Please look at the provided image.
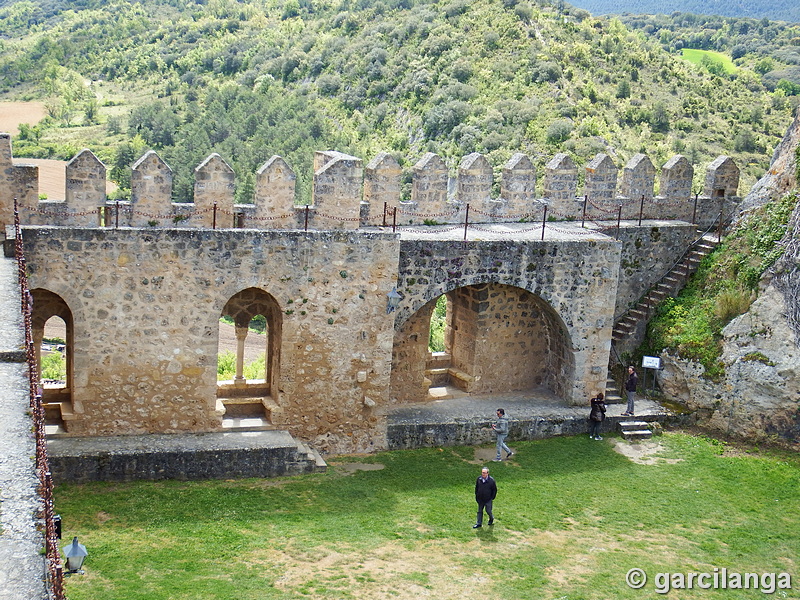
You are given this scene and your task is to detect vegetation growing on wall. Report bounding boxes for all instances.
[643,192,799,380]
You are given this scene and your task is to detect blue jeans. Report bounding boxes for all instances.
[495,434,510,459]
[626,390,636,414]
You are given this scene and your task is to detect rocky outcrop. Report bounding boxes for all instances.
[658,113,800,445]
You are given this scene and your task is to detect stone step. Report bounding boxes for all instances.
[221,416,276,432]
[622,429,653,441]
[619,420,651,431]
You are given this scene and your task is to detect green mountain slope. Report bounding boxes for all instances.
[568,0,799,23]
[0,0,797,203]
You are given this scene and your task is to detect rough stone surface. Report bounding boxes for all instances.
[0,255,49,600]
[657,114,800,444]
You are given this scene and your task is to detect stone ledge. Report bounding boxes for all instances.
[48,430,326,483]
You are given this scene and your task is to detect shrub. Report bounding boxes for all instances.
[546,119,573,144]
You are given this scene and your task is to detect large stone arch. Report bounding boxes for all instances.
[217,287,283,422]
[390,282,574,404]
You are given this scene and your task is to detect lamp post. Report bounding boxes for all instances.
[63,536,88,574]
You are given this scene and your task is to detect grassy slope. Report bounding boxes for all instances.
[0,0,795,201]
[56,433,799,600]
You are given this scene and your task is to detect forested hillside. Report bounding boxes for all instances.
[0,0,797,204]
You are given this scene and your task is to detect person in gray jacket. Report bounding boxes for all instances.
[492,408,512,461]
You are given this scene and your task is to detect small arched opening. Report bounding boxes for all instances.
[217,288,282,425]
[30,289,74,431]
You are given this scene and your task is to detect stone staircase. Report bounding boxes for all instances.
[604,373,624,404]
[619,420,653,442]
[612,233,719,356]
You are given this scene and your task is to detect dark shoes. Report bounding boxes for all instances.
[506,451,513,459]
[473,524,482,528]
[488,520,494,526]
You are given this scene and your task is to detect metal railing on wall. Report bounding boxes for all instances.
[13,198,65,600]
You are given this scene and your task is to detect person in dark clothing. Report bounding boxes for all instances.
[623,366,638,416]
[588,392,606,440]
[473,467,497,528]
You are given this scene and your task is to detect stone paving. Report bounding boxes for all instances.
[0,254,49,600]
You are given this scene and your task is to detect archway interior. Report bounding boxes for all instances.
[30,289,74,426]
[396,283,574,402]
[218,288,282,421]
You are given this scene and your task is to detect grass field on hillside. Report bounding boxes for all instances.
[681,49,737,75]
[56,433,799,600]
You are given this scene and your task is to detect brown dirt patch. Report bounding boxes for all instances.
[610,438,683,465]
[0,101,46,135]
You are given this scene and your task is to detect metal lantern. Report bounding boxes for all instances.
[63,536,88,574]
[386,287,402,314]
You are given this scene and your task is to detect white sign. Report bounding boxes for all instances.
[642,356,661,369]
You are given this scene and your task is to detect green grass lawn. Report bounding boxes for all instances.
[56,433,799,600]
[681,49,737,75]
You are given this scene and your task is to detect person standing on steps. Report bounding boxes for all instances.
[492,408,512,461]
[623,365,638,416]
[473,467,497,528]
[588,392,606,440]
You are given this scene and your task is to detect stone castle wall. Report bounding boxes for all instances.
[0,134,740,232]
[21,227,399,453]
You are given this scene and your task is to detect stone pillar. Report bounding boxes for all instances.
[235,325,248,382]
[704,155,739,199]
[193,153,235,228]
[658,155,694,203]
[583,153,618,206]
[130,150,173,227]
[254,155,296,229]
[65,149,106,227]
[312,151,363,230]
[456,152,493,207]
[619,153,656,202]
[363,152,402,226]
[411,152,450,222]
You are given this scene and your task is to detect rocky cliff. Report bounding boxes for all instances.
[658,112,800,445]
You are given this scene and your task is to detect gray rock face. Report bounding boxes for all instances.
[658,114,800,444]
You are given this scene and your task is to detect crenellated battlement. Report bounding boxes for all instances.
[0,132,740,231]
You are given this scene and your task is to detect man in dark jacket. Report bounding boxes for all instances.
[473,467,497,528]
[623,365,638,416]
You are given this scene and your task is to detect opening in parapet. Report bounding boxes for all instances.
[393,283,575,404]
[217,288,282,426]
[31,289,74,433]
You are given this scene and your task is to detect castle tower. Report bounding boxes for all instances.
[0,133,38,228]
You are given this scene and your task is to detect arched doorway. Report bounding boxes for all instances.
[30,289,74,431]
[217,288,282,423]
[391,283,574,403]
